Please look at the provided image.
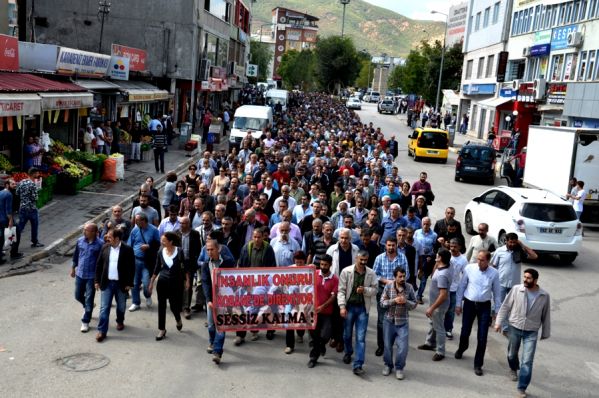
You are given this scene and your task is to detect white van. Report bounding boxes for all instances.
[229,105,273,150]
[265,89,289,111]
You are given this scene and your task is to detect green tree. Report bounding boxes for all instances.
[355,60,375,89]
[314,36,361,92]
[277,49,317,91]
[248,40,273,83]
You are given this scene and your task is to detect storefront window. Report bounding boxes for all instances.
[217,38,228,68]
[539,57,548,78]
[578,51,588,81]
[551,54,565,81]
[205,33,218,65]
[587,50,596,80]
[564,53,578,80]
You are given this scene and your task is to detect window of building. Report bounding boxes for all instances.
[522,9,529,33]
[590,0,598,19]
[484,7,490,27]
[551,54,565,81]
[527,7,534,31]
[578,51,588,80]
[566,2,574,23]
[587,50,596,80]
[507,59,525,80]
[469,15,473,34]
[565,53,578,80]
[466,59,474,79]
[493,2,501,24]
[477,57,485,78]
[551,5,558,26]
[204,0,230,22]
[475,12,481,30]
[559,4,566,25]
[533,5,541,30]
[486,54,495,77]
[511,11,519,35]
[526,57,539,81]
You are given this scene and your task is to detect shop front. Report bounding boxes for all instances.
[113,80,170,127]
[38,92,93,148]
[0,93,41,169]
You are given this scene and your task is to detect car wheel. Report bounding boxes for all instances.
[498,231,507,246]
[559,253,577,264]
[465,211,475,235]
[413,154,419,162]
[488,176,495,185]
[454,175,460,182]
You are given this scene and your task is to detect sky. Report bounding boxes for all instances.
[362,0,467,21]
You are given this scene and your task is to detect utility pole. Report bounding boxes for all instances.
[97,0,111,53]
[432,10,448,113]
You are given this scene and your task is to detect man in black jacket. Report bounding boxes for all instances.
[397,227,417,290]
[178,217,201,319]
[94,228,135,342]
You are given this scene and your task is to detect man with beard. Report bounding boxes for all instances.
[130,194,159,227]
[178,217,200,319]
[101,205,132,242]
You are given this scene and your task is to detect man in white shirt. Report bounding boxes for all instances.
[444,238,468,340]
[567,180,586,219]
[158,205,181,236]
[454,250,502,376]
[465,223,498,262]
[271,222,300,267]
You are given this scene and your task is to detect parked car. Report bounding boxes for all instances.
[455,143,497,184]
[377,99,396,114]
[407,128,449,163]
[464,186,583,263]
[369,91,381,103]
[346,97,362,110]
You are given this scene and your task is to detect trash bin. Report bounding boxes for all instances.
[179,122,192,149]
[448,125,456,147]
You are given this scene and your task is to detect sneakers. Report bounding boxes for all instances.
[284,347,293,354]
[207,345,214,354]
[31,242,44,248]
[446,331,453,340]
[128,304,140,312]
[418,344,435,351]
[382,366,391,376]
[517,389,527,398]
[342,354,352,364]
[250,332,259,341]
[510,370,518,381]
[307,360,316,368]
[234,336,244,346]
[296,335,304,344]
[212,353,222,365]
[80,323,90,333]
[353,367,365,376]
[396,370,405,380]
[432,353,445,361]
[146,297,152,308]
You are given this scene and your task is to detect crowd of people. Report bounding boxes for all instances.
[69,93,550,398]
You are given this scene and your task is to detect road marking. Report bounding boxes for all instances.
[586,362,599,380]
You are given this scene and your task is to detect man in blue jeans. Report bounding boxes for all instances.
[201,239,236,365]
[127,213,160,312]
[380,267,417,380]
[13,168,44,258]
[495,268,551,398]
[70,223,104,333]
[337,251,378,376]
[0,178,15,264]
[94,228,135,342]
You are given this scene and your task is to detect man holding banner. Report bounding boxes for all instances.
[337,250,379,376]
[202,239,236,364]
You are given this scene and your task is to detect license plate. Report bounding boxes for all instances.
[427,150,438,155]
[464,166,477,170]
[540,228,563,234]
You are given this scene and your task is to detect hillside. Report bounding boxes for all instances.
[251,0,446,57]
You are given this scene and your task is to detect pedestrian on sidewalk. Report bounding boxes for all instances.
[12,168,44,257]
[71,223,104,333]
[130,122,142,162]
[94,228,135,342]
[127,213,160,312]
[152,124,167,174]
[0,178,15,264]
[202,109,212,144]
[222,107,230,137]
[148,231,189,341]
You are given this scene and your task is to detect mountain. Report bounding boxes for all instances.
[250,0,446,57]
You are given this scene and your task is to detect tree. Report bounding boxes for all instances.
[277,49,317,91]
[355,60,374,89]
[248,40,273,83]
[314,36,361,93]
[387,40,463,105]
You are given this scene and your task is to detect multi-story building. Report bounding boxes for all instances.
[271,7,318,80]
[458,0,514,140]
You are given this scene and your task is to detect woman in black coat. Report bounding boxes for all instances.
[148,232,190,340]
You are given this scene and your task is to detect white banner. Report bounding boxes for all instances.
[56,47,111,77]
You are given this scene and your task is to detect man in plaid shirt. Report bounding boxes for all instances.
[380,266,417,380]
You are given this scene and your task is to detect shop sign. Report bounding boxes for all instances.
[496,51,509,83]
[302,30,317,43]
[517,82,535,103]
[551,24,577,51]
[154,91,169,100]
[19,42,58,72]
[0,34,19,71]
[211,66,225,79]
[534,30,551,44]
[234,64,245,77]
[546,83,567,104]
[40,93,94,110]
[111,44,147,72]
[500,88,517,98]
[201,81,210,90]
[462,83,496,95]
[128,92,154,102]
[0,95,40,116]
[56,47,111,77]
[108,56,130,80]
[530,43,550,57]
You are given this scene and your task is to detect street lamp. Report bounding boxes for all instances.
[340,0,350,37]
[431,10,448,113]
[97,0,111,53]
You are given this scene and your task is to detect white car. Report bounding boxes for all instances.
[346,97,362,110]
[464,186,582,263]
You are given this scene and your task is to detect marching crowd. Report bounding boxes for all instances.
[70,93,550,398]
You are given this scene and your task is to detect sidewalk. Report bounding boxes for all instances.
[0,133,226,278]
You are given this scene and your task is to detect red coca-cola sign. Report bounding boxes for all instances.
[0,34,19,71]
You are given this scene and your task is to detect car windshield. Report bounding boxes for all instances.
[521,203,577,222]
[233,117,267,130]
[419,132,448,149]
[461,147,494,161]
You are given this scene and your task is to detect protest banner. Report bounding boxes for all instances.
[212,266,317,332]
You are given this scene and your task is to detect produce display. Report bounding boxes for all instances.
[0,154,14,172]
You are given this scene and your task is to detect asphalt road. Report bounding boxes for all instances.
[0,102,597,397]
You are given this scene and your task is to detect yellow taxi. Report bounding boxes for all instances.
[407,128,449,163]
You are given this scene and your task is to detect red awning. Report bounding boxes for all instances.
[0,72,87,93]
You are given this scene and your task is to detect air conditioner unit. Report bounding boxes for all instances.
[533,78,546,100]
[567,31,583,47]
[522,47,531,57]
[512,79,521,90]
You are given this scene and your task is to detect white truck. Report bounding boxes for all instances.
[265,89,289,112]
[523,126,599,226]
